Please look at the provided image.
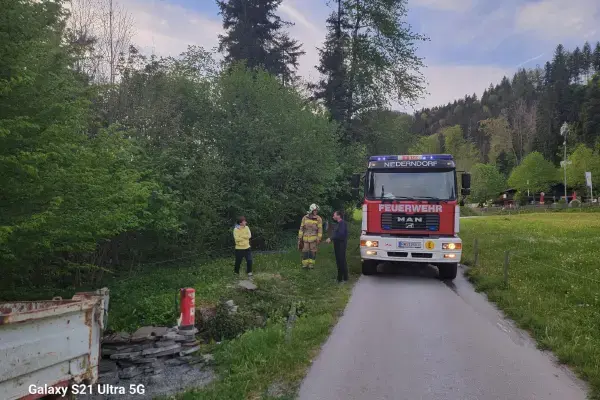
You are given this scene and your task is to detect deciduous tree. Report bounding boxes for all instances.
[469,164,506,205]
[566,144,600,193]
[350,110,415,155]
[0,0,156,284]
[507,152,558,194]
[313,0,427,138]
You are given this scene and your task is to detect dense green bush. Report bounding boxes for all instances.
[203,301,257,342]
[468,163,506,205]
[0,1,355,292]
[0,2,169,287]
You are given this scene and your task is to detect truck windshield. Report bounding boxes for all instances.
[366,169,457,200]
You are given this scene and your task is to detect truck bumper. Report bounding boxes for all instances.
[360,235,462,264]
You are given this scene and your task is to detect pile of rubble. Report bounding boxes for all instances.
[99,325,207,384]
[94,281,259,394]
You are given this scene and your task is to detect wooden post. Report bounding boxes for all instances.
[285,303,297,343]
[473,239,479,267]
[503,250,510,287]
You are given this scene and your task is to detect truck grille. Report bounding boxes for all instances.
[381,213,440,231]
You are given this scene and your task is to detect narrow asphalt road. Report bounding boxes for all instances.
[298,265,588,400]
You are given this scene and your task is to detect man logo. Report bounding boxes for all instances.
[406,223,414,228]
[397,217,423,223]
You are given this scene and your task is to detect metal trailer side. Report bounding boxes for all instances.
[0,288,109,400]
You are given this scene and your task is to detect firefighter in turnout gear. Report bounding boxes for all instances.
[298,204,323,269]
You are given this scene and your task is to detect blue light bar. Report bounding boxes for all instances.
[368,154,454,162]
[369,155,397,162]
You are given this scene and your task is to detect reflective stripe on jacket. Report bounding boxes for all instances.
[298,215,323,242]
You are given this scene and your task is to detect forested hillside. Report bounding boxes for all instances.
[410,42,600,204]
[0,0,424,292]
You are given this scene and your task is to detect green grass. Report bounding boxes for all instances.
[461,214,600,399]
[99,220,361,399]
[465,204,600,217]
[459,206,480,216]
[1,216,361,399]
[178,235,360,399]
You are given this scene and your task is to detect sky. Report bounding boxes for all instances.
[116,0,600,112]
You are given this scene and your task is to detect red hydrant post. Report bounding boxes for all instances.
[179,288,195,330]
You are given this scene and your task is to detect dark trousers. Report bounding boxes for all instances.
[333,240,348,282]
[234,249,253,274]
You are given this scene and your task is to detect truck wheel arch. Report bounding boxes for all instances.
[437,263,458,280]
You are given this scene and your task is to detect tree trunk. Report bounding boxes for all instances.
[347,0,362,130]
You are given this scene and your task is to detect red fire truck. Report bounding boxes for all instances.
[350,154,471,280]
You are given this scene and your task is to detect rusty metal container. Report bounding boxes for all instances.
[0,288,109,400]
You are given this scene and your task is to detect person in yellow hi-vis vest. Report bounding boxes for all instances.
[233,216,253,278]
[298,204,323,269]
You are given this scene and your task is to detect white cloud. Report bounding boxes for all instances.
[410,0,474,12]
[449,7,514,50]
[119,0,223,57]
[280,1,319,32]
[516,0,600,40]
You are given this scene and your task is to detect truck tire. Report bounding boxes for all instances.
[437,263,458,280]
[362,260,377,275]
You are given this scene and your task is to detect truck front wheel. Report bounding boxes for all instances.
[362,260,377,275]
[437,263,458,280]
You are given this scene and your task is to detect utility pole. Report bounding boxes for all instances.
[560,122,569,202]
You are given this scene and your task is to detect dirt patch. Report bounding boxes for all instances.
[266,380,289,398]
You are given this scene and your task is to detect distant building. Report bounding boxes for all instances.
[547,183,576,202]
[492,184,577,207]
[493,188,517,207]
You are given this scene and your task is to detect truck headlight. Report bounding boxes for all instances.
[360,240,379,247]
[442,243,462,250]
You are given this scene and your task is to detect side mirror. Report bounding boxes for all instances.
[351,188,359,198]
[461,188,471,196]
[351,173,361,189]
[461,172,471,190]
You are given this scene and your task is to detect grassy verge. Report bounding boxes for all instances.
[95,221,359,399]
[463,204,600,217]
[460,214,600,399]
[459,206,480,216]
[1,218,360,399]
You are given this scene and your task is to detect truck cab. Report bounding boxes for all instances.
[351,154,471,280]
